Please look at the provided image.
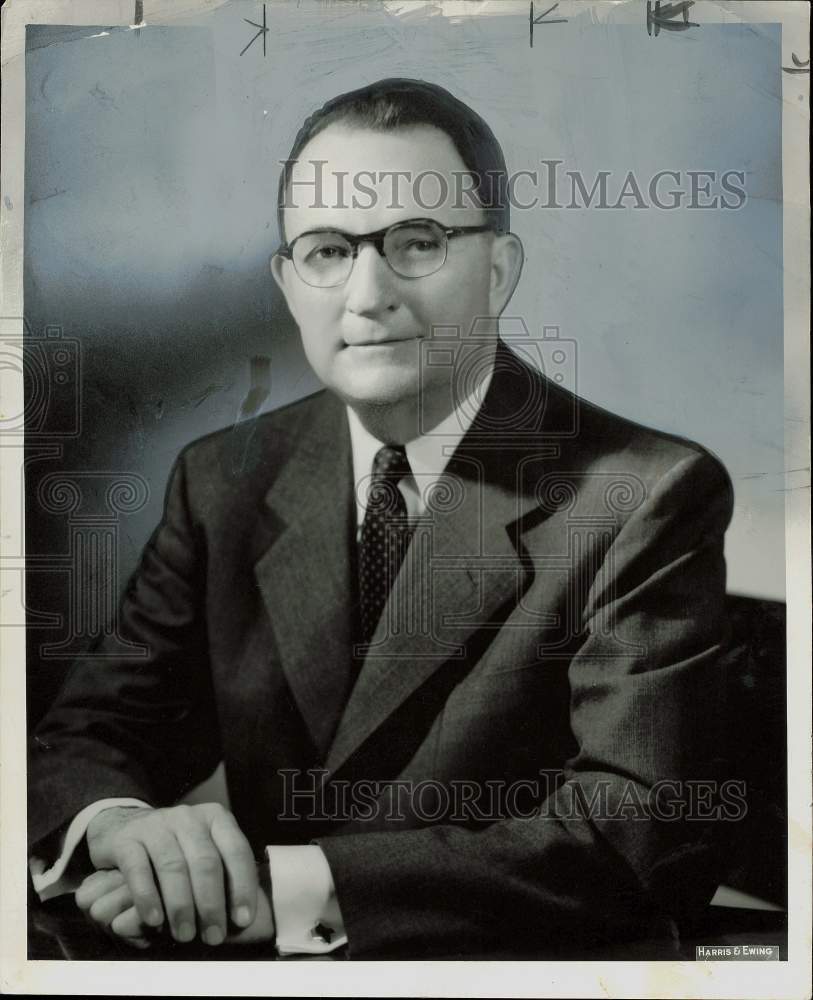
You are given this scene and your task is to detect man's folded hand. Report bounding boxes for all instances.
[75,868,151,949]
[75,862,276,950]
[84,802,258,946]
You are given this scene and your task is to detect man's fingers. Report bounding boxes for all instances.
[88,883,137,926]
[174,822,227,946]
[75,868,126,911]
[110,906,152,949]
[142,827,197,943]
[114,839,165,930]
[97,803,256,947]
[209,809,258,928]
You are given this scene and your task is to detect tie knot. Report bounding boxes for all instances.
[372,444,410,483]
[366,445,410,517]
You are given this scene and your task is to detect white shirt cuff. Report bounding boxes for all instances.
[265,844,347,955]
[29,798,150,901]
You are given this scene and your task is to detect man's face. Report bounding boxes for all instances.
[271,124,519,410]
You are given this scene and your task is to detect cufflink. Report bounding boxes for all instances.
[310,922,334,944]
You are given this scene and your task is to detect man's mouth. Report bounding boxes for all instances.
[343,334,420,347]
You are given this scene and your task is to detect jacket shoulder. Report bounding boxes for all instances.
[495,341,728,485]
[525,378,735,537]
[164,389,340,520]
[176,389,330,470]
[547,378,731,486]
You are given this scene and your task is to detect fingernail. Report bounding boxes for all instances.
[177,921,196,943]
[234,906,251,927]
[146,908,163,927]
[203,925,224,946]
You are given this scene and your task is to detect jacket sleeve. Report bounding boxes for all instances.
[317,450,736,957]
[27,450,222,855]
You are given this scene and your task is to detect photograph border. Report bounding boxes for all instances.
[1,1,809,996]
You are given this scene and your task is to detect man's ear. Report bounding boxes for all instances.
[270,254,298,321]
[488,233,524,316]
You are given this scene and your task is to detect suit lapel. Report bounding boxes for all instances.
[253,393,358,758]
[251,344,567,774]
[324,461,528,775]
[325,343,559,776]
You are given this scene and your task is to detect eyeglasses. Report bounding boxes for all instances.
[275,218,496,288]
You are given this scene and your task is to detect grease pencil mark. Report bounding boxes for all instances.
[29,188,68,206]
[646,0,698,37]
[783,53,810,74]
[529,1,566,49]
[241,3,269,58]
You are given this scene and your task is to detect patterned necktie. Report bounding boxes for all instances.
[357,444,413,645]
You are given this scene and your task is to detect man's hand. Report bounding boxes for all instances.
[85,803,258,945]
[75,865,275,949]
[75,869,152,950]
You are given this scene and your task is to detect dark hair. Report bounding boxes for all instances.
[277,77,509,240]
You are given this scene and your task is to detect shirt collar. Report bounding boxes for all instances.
[346,358,494,522]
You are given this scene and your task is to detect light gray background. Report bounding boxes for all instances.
[23,4,783,611]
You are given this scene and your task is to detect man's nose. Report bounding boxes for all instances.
[344,242,398,315]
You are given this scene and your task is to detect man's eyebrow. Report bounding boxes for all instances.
[285,224,375,245]
[288,219,442,241]
[290,225,351,237]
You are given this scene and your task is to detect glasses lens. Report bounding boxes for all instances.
[384,222,447,278]
[293,231,353,287]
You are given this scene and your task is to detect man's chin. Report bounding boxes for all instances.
[332,350,422,408]
[338,377,420,411]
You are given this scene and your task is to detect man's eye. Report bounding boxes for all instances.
[307,244,349,261]
[405,239,439,253]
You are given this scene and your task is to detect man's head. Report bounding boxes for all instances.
[270,79,524,435]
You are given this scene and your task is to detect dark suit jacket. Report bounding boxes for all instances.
[29,342,734,957]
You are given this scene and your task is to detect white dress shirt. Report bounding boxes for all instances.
[347,360,493,534]
[29,357,494,954]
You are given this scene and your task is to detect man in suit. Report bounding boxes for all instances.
[28,78,734,958]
